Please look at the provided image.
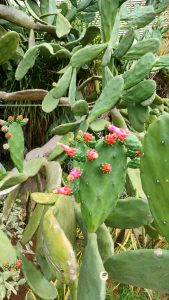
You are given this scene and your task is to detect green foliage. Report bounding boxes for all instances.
[0,31,19,65]
[104,249,169,292]
[2,1,169,299]
[8,122,24,173]
[141,115,169,242]
[78,233,106,300]
[0,230,17,264]
[21,254,58,299]
[105,197,151,229]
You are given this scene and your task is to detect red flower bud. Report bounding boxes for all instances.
[86,149,98,160]
[136,150,141,156]
[105,134,117,145]
[101,163,112,174]
[8,116,14,122]
[15,260,22,268]
[5,132,12,139]
[67,168,81,181]
[60,144,76,157]
[83,132,93,143]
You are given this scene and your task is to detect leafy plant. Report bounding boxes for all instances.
[2,1,169,299]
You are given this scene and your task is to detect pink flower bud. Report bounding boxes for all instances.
[108,125,129,141]
[1,126,8,132]
[101,163,112,174]
[60,144,76,157]
[105,134,117,145]
[5,132,12,139]
[86,149,98,161]
[8,116,14,122]
[54,186,72,195]
[67,168,81,181]
[83,132,93,143]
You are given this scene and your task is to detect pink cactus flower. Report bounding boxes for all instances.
[86,149,98,160]
[108,125,129,141]
[1,126,8,132]
[105,134,117,145]
[60,144,76,157]
[67,168,81,181]
[83,132,93,143]
[101,163,112,174]
[54,186,72,195]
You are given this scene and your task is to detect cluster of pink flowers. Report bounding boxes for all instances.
[108,125,129,141]
[55,126,130,197]
[60,143,99,161]
[1,125,12,139]
[0,115,29,140]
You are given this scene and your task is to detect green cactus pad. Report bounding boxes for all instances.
[89,119,110,132]
[96,224,114,262]
[21,254,58,300]
[15,46,40,80]
[0,230,17,264]
[22,204,44,244]
[87,76,124,124]
[124,38,160,60]
[0,158,45,191]
[105,197,151,229]
[80,138,127,232]
[8,122,24,172]
[45,161,62,192]
[123,53,156,90]
[42,66,73,113]
[127,103,149,132]
[141,115,169,242]
[54,195,76,246]
[42,206,77,284]
[55,12,71,38]
[98,0,119,43]
[70,44,106,67]
[0,31,19,65]
[122,80,156,104]
[104,249,169,292]
[50,118,83,135]
[77,233,106,300]
[72,100,89,116]
[114,28,135,59]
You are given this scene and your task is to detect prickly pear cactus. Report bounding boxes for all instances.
[42,205,77,284]
[141,115,169,242]
[55,126,143,232]
[0,115,29,172]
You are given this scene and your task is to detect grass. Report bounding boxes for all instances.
[106,285,168,300]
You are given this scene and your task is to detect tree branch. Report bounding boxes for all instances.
[0,89,70,106]
[0,5,56,34]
